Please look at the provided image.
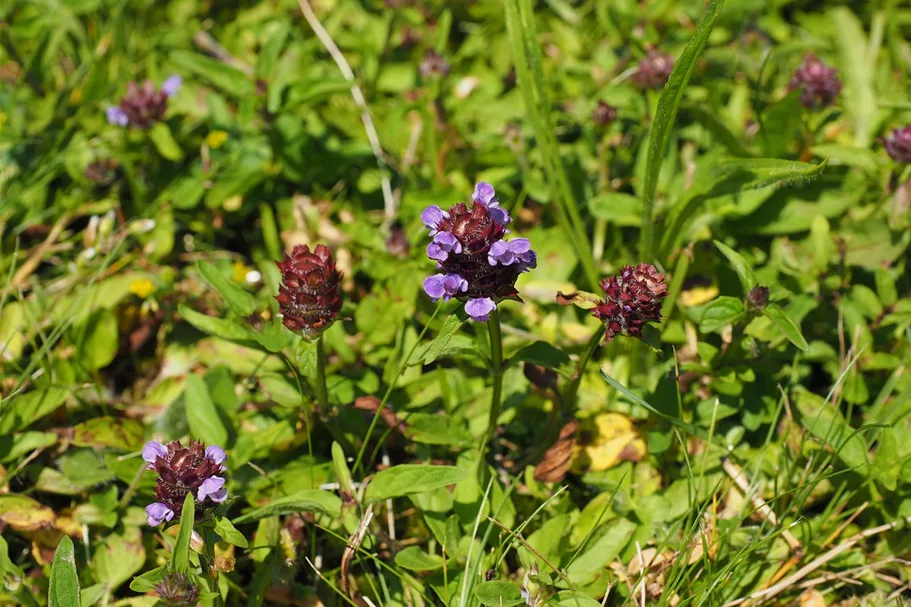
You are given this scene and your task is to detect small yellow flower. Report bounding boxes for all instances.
[205,130,228,149]
[129,278,156,299]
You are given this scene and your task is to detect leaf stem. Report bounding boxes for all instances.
[562,326,604,417]
[483,308,504,456]
[315,334,328,412]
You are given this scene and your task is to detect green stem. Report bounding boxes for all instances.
[483,308,504,456]
[204,529,223,606]
[315,334,329,411]
[562,326,603,418]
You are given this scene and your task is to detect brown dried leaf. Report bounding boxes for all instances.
[353,396,407,435]
[800,589,827,607]
[534,420,579,483]
[555,290,601,310]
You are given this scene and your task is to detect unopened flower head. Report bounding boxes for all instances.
[105,75,182,129]
[592,263,668,343]
[592,100,618,127]
[421,182,536,322]
[632,49,674,90]
[419,49,451,79]
[275,244,343,338]
[883,126,911,164]
[142,440,227,526]
[788,54,841,109]
[154,571,200,607]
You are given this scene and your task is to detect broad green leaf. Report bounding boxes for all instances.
[394,546,444,571]
[713,240,757,293]
[148,123,184,161]
[171,493,195,574]
[214,516,249,548]
[48,537,80,607]
[639,0,726,257]
[762,303,809,351]
[508,341,573,378]
[233,490,342,524]
[700,297,746,333]
[129,566,167,593]
[548,591,603,607]
[474,581,525,607]
[71,417,144,451]
[184,374,229,447]
[365,465,470,502]
[565,518,636,585]
[196,261,256,317]
[91,527,144,593]
[179,304,254,341]
[420,313,465,365]
[0,388,68,434]
[74,309,118,371]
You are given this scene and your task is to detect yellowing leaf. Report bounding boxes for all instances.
[573,413,646,472]
[0,495,56,532]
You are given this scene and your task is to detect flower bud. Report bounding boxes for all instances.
[275,244,343,338]
[747,285,769,309]
[592,100,617,127]
[883,126,911,164]
[632,49,674,89]
[788,54,841,109]
[155,572,200,607]
[592,263,668,343]
[419,49,451,79]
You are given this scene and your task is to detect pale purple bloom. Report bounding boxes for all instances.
[205,445,227,466]
[426,231,462,262]
[421,205,448,235]
[488,238,536,269]
[472,181,510,224]
[142,441,168,469]
[423,273,467,301]
[465,297,497,322]
[146,502,174,526]
[161,75,183,97]
[106,106,129,127]
[198,476,227,503]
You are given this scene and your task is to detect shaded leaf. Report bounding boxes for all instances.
[365,465,470,502]
[474,581,525,607]
[196,261,256,317]
[233,490,342,524]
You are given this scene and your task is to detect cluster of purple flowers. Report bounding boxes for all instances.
[106,75,182,129]
[421,182,536,322]
[143,439,228,526]
[788,54,841,109]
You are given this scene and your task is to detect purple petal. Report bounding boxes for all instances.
[488,240,514,266]
[142,441,167,469]
[105,106,129,127]
[465,297,496,322]
[426,242,448,262]
[198,476,227,502]
[161,75,183,97]
[442,274,468,296]
[205,445,227,466]
[421,205,448,233]
[472,182,497,205]
[423,274,446,300]
[489,206,511,225]
[145,502,174,526]
[509,238,531,254]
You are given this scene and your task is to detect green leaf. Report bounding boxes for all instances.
[713,240,757,293]
[332,442,355,498]
[90,526,144,593]
[196,261,256,317]
[565,518,636,585]
[48,537,80,607]
[420,313,465,365]
[148,123,184,161]
[639,0,726,257]
[129,566,167,593]
[762,303,809,351]
[179,304,254,341]
[170,50,254,97]
[171,493,195,574]
[74,309,118,371]
[184,374,229,447]
[700,297,746,333]
[0,388,68,434]
[233,490,342,524]
[548,591,603,607]
[474,581,525,607]
[507,341,573,378]
[71,417,144,451]
[393,546,444,571]
[365,465,470,502]
[214,516,249,548]
[874,428,898,491]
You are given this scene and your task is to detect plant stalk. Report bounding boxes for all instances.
[562,326,603,417]
[315,334,328,411]
[483,308,504,455]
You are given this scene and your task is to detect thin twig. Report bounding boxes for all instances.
[296,0,396,226]
[487,517,576,591]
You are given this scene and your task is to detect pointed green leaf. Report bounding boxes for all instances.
[48,537,80,607]
[233,490,342,524]
[713,240,757,293]
[185,374,229,447]
[196,261,257,317]
[171,493,195,574]
[213,516,248,548]
[762,303,809,351]
[365,465,470,502]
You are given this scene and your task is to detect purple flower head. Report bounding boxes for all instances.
[591,263,668,343]
[421,183,534,321]
[465,297,497,322]
[788,54,841,109]
[106,106,129,127]
[146,502,175,526]
[161,75,183,98]
[426,231,462,262]
[424,273,468,301]
[488,238,536,270]
[198,476,227,503]
[883,126,911,163]
[142,441,168,469]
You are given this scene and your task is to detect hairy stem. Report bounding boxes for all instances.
[483,308,504,456]
[315,334,328,412]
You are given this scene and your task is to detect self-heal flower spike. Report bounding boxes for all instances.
[421,182,536,322]
[632,49,674,90]
[106,76,181,129]
[155,571,200,607]
[275,244,343,338]
[883,126,911,164]
[592,263,668,343]
[788,54,841,109]
[142,440,228,526]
